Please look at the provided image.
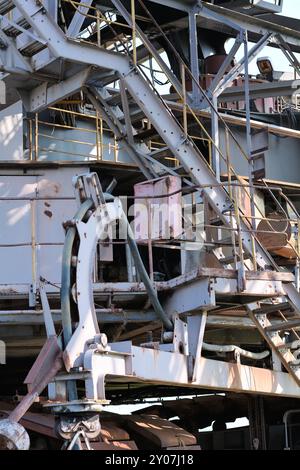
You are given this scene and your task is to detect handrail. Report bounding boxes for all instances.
[58,1,297,269]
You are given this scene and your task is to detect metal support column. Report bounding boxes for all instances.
[248,396,267,450]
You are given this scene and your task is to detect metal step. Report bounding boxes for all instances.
[253,302,292,316]
[148,146,170,158]
[104,91,123,107]
[207,236,239,249]
[18,40,45,57]
[2,17,30,37]
[219,252,250,264]
[0,0,14,15]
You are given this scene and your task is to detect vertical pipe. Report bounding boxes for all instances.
[35,113,39,161]
[31,200,37,296]
[126,242,133,282]
[96,10,101,47]
[208,140,212,169]
[29,119,33,161]
[131,0,137,66]
[114,135,118,162]
[181,63,188,138]
[96,111,100,161]
[211,95,220,181]
[225,128,232,199]
[226,128,238,270]
[296,217,300,292]
[296,258,300,292]
[234,185,246,292]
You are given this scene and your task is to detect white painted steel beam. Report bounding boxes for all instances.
[85,345,300,400]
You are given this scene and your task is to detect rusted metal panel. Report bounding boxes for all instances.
[24,336,61,393]
[100,421,131,441]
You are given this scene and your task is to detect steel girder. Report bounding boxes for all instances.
[83,344,300,400]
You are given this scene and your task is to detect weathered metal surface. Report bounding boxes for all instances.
[20,412,57,439]
[100,420,131,442]
[4,336,63,434]
[84,344,300,399]
[126,414,197,448]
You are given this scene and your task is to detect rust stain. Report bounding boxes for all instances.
[38,180,61,198]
